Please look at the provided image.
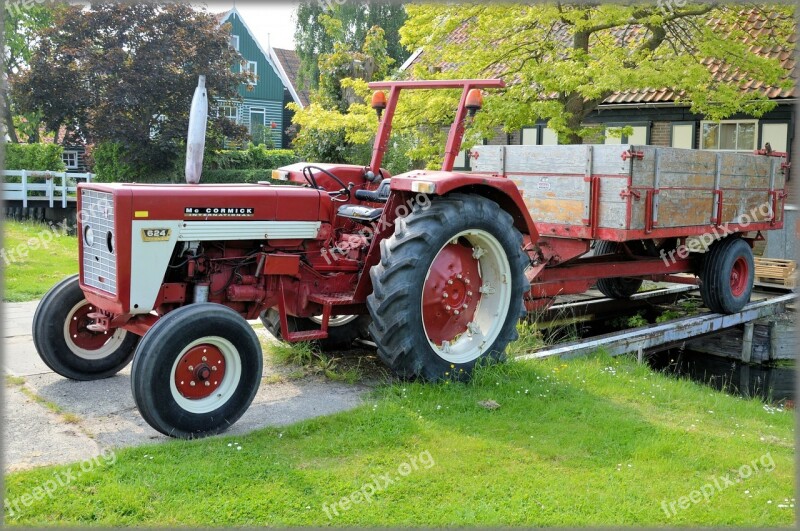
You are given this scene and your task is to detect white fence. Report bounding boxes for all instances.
[1,170,94,208]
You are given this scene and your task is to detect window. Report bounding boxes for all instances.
[760,122,789,153]
[62,150,78,169]
[220,105,238,122]
[671,123,695,149]
[230,35,239,51]
[244,60,257,85]
[520,125,559,145]
[603,123,649,145]
[700,120,757,151]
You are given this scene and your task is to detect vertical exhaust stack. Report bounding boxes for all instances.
[185,75,208,184]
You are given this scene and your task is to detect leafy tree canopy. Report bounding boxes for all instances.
[294,0,407,91]
[400,3,795,144]
[12,2,250,169]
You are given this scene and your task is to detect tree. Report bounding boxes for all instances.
[3,3,58,143]
[13,2,250,170]
[289,24,394,164]
[294,0,407,91]
[399,3,794,144]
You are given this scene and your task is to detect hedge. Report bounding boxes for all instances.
[91,142,146,182]
[200,169,300,186]
[207,145,296,170]
[4,143,66,171]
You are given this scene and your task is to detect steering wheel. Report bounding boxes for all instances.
[302,166,351,202]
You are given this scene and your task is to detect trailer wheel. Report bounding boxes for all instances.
[699,236,754,314]
[130,303,262,438]
[32,275,139,380]
[260,309,370,351]
[593,240,644,299]
[368,194,528,380]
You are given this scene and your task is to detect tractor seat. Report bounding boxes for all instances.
[336,204,383,224]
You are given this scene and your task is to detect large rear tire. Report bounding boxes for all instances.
[130,303,262,438]
[699,236,754,314]
[593,240,644,299]
[260,309,370,351]
[367,194,528,380]
[32,275,139,380]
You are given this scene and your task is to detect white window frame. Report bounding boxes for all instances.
[245,60,257,86]
[602,122,650,145]
[62,150,79,169]
[230,35,239,51]
[220,105,238,122]
[700,119,759,151]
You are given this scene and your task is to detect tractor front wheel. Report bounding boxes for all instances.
[699,236,754,314]
[32,275,139,380]
[130,303,263,438]
[367,194,528,380]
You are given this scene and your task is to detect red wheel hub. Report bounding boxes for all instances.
[68,303,112,350]
[174,345,226,399]
[730,256,749,297]
[422,241,482,345]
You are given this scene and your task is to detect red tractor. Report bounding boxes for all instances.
[33,79,788,438]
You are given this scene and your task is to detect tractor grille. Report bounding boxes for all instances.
[81,189,117,295]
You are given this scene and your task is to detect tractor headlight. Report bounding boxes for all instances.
[83,225,95,247]
[411,180,436,194]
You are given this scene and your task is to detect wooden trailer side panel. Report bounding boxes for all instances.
[471,144,786,238]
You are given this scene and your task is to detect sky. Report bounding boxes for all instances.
[202,1,299,50]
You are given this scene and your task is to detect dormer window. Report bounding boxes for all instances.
[245,61,257,86]
[230,34,239,51]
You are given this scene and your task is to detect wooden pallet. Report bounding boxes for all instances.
[754,257,797,288]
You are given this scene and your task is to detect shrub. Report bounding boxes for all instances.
[206,145,296,171]
[91,142,145,182]
[4,143,66,171]
[200,169,299,185]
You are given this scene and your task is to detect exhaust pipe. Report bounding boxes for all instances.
[185,75,208,184]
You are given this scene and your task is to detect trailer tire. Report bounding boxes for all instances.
[130,303,262,438]
[593,240,644,299]
[32,275,139,380]
[260,309,370,351]
[368,194,528,381]
[699,236,754,314]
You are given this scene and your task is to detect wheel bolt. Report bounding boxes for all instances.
[189,381,196,387]
[202,356,207,362]
[456,274,462,279]
[204,381,210,387]
[211,366,217,372]
[442,293,448,298]
[465,279,470,285]
[447,279,454,285]
[188,365,194,371]
[445,305,451,311]
[454,310,460,315]
[467,291,473,296]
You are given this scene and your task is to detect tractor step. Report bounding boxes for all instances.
[308,292,355,305]
[285,330,329,342]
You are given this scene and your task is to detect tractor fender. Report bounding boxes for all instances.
[389,170,539,239]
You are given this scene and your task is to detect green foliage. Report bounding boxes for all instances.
[207,146,297,170]
[401,4,794,144]
[14,3,250,168]
[294,1,407,91]
[200,170,299,185]
[91,143,146,183]
[3,143,65,171]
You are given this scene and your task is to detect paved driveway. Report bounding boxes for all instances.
[3,301,372,472]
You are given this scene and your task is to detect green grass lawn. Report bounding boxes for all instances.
[4,354,794,527]
[2,220,78,302]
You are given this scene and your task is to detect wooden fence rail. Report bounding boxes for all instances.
[1,170,94,209]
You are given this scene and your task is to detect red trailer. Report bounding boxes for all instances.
[32,78,789,438]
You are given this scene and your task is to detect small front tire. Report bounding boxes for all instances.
[699,236,754,314]
[130,303,263,438]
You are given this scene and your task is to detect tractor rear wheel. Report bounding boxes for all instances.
[260,309,370,351]
[699,236,754,314]
[593,240,644,299]
[32,275,139,380]
[367,194,528,380]
[130,303,262,438]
